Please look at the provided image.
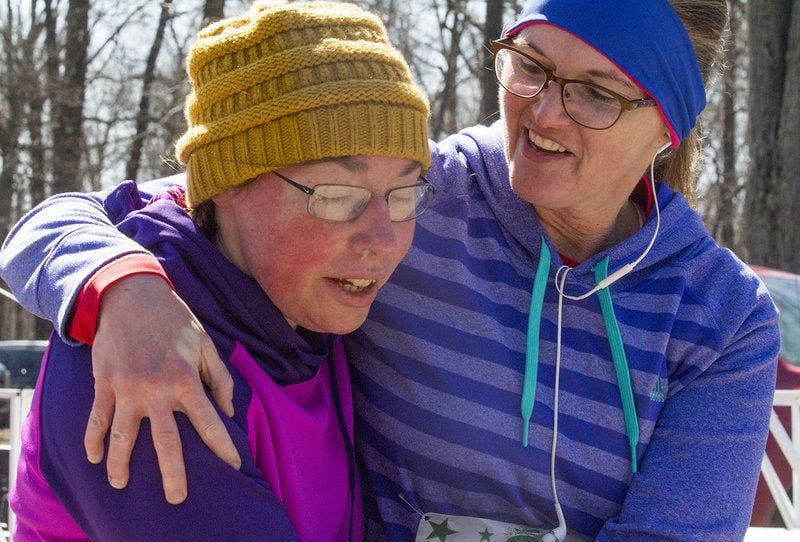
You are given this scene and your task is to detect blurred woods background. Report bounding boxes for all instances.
[1,0,798,340]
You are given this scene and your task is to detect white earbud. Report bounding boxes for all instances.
[542,524,567,542]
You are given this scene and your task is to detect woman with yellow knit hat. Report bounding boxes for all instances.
[7,2,432,540]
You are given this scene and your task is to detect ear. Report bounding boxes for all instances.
[212,188,237,207]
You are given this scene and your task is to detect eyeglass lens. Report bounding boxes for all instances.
[494,48,623,129]
[308,183,434,222]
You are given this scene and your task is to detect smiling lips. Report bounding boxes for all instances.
[530,130,567,153]
[335,278,377,293]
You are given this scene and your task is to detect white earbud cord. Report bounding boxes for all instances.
[554,141,670,300]
[541,268,569,542]
[543,141,670,542]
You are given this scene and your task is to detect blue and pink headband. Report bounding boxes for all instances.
[504,0,706,147]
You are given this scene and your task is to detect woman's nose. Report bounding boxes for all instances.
[531,82,571,127]
[349,197,398,256]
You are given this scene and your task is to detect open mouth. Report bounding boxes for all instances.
[334,278,377,294]
[529,130,567,154]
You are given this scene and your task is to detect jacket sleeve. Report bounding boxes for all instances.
[37,338,299,540]
[595,298,779,541]
[0,176,184,344]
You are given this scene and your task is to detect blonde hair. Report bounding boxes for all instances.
[655,0,728,204]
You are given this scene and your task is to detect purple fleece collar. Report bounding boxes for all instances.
[504,0,705,146]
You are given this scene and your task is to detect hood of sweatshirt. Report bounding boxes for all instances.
[104,181,328,385]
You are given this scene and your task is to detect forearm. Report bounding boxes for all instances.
[0,176,183,343]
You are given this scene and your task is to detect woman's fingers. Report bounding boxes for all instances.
[197,331,235,418]
[149,411,188,504]
[84,386,114,464]
[181,381,241,470]
[83,275,238,503]
[104,400,142,490]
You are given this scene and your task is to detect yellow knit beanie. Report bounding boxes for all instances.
[175,0,431,208]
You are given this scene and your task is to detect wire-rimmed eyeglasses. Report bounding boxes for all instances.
[273,170,437,223]
[491,39,657,130]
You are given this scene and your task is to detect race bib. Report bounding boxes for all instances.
[414,512,552,542]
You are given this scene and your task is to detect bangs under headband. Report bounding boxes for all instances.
[504,0,705,147]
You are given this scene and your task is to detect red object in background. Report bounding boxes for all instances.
[750,266,800,527]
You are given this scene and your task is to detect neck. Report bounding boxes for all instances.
[538,198,640,263]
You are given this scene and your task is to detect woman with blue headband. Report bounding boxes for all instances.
[0,0,779,540]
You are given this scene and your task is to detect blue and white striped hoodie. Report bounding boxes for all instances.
[348,122,779,541]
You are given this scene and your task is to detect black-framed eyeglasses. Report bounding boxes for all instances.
[491,39,657,130]
[273,170,437,223]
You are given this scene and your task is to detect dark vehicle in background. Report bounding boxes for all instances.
[750,266,800,527]
[0,340,48,426]
[0,340,48,390]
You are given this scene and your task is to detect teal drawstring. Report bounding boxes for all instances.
[521,247,640,474]
[521,237,550,447]
[594,257,639,473]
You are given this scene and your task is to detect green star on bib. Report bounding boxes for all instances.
[479,527,494,541]
[426,517,458,541]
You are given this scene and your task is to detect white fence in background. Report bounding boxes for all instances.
[762,389,800,530]
[0,388,34,540]
[0,388,798,540]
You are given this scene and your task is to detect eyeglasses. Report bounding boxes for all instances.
[272,170,437,223]
[491,39,657,130]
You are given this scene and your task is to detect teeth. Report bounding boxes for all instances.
[529,131,566,153]
[346,279,374,288]
[337,278,376,293]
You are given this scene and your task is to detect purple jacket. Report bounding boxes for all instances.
[10,182,362,541]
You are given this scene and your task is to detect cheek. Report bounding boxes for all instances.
[499,92,528,160]
[499,91,517,131]
[240,216,322,286]
[393,222,415,265]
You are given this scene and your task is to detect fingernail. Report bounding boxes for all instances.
[167,492,187,505]
[87,454,101,464]
[108,476,126,489]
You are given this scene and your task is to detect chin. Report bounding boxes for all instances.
[330,317,369,335]
[303,313,368,335]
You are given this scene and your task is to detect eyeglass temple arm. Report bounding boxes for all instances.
[272,171,315,195]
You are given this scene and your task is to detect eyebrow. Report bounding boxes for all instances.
[335,156,422,176]
[518,40,636,90]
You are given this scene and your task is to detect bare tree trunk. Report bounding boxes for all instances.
[479,0,503,125]
[50,0,89,195]
[21,0,46,206]
[0,0,24,237]
[746,0,800,272]
[42,0,60,197]
[774,0,800,273]
[203,0,225,27]
[716,0,744,250]
[126,2,172,181]
[431,0,466,139]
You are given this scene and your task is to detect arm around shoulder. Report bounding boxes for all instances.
[0,175,185,343]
